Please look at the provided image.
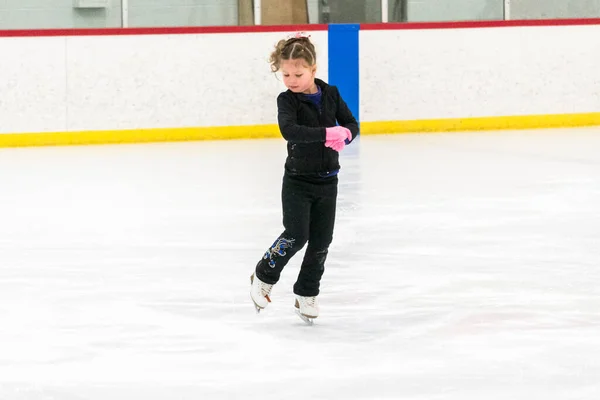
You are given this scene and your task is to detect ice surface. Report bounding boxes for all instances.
[1,128,599,399]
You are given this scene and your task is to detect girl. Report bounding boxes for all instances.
[250,32,359,324]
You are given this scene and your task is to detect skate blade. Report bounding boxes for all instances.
[253,302,264,314]
[251,294,265,314]
[295,308,315,326]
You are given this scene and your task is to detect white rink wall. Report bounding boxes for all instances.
[1,23,600,136]
[0,37,68,134]
[360,25,600,123]
[0,31,329,134]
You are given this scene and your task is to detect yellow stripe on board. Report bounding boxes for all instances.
[2,112,600,148]
[0,124,281,148]
[360,112,600,135]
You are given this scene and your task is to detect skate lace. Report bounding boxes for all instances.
[261,282,273,296]
[261,281,273,302]
[300,296,316,308]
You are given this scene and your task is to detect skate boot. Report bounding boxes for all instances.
[294,295,319,325]
[250,273,273,313]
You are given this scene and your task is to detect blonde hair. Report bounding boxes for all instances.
[269,36,317,73]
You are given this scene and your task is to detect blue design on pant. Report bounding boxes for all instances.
[264,237,295,268]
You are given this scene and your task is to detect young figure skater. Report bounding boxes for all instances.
[250,33,359,323]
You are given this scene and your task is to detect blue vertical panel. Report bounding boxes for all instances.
[328,23,360,127]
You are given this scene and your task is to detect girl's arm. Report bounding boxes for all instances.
[277,93,326,143]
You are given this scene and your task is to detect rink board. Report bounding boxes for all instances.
[1,19,600,147]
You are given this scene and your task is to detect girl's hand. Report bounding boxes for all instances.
[325,126,351,152]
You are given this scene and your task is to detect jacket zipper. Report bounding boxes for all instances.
[298,87,328,174]
[319,90,327,173]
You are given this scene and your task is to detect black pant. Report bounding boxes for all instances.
[255,173,338,297]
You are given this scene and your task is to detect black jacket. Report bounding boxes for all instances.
[277,78,359,178]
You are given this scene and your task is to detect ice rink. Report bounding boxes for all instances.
[1,127,599,400]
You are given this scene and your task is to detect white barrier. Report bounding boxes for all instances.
[1,22,599,143]
[360,25,600,123]
[0,31,329,135]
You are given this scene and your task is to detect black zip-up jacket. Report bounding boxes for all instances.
[277,78,359,179]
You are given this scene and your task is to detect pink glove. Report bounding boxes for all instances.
[325,126,349,142]
[325,126,351,152]
[329,139,345,152]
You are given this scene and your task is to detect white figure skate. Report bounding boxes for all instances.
[294,295,319,325]
[250,273,273,313]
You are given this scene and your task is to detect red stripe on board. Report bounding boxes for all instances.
[2,18,599,38]
[0,24,328,38]
[361,18,600,30]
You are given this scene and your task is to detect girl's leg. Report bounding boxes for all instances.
[255,175,311,285]
[294,180,338,297]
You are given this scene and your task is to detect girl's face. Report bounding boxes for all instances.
[280,59,317,94]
